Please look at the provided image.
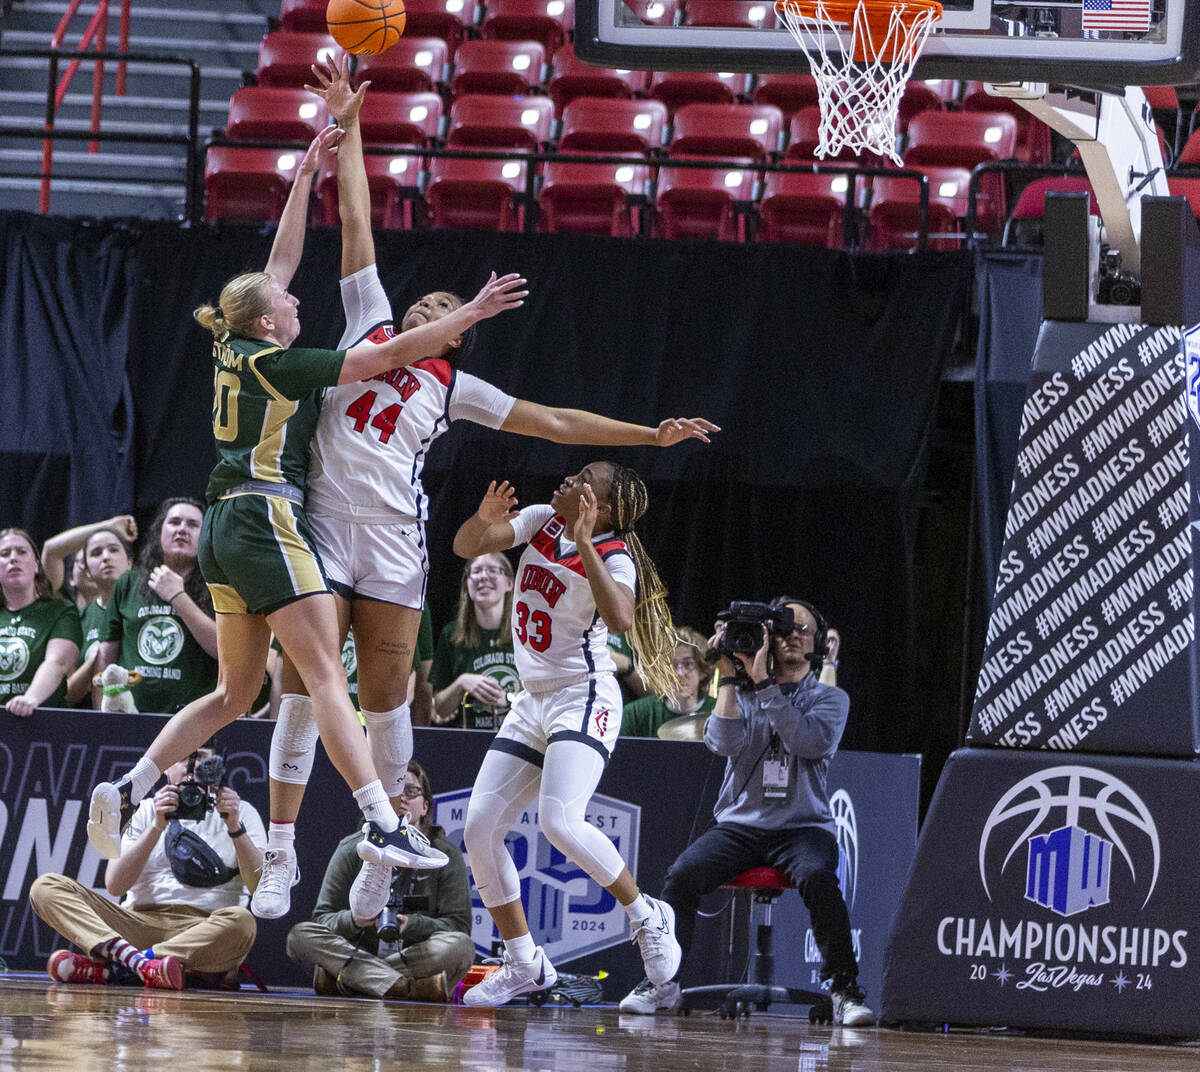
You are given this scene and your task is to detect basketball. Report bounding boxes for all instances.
[326,0,406,55]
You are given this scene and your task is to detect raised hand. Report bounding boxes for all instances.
[655,417,721,447]
[464,272,528,322]
[109,514,138,542]
[297,124,344,177]
[305,52,369,125]
[574,482,598,545]
[477,480,519,525]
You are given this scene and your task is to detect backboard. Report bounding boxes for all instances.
[574,0,1200,84]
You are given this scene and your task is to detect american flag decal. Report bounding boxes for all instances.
[1080,0,1151,33]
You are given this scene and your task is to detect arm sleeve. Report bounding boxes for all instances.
[401,842,472,943]
[311,837,372,942]
[337,265,394,349]
[251,347,347,400]
[509,505,557,547]
[762,682,849,759]
[448,372,517,429]
[49,601,83,646]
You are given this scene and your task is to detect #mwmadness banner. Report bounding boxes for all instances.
[882,749,1200,1037]
[968,321,1197,756]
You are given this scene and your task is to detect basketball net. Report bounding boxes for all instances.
[775,0,942,165]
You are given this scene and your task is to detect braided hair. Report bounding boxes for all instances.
[606,464,679,701]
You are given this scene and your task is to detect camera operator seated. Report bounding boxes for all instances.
[286,760,473,1001]
[30,746,265,989]
[619,598,874,1026]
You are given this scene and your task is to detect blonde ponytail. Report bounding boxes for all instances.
[193,271,274,338]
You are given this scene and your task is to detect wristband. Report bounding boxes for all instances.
[752,676,777,692]
[228,824,247,839]
[168,592,183,605]
[716,676,740,688]
[152,817,167,832]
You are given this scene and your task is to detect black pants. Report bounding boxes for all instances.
[661,822,858,985]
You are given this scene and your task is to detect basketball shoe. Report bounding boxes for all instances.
[350,817,448,919]
[630,896,681,986]
[619,977,681,1014]
[251,847,300,919]
[138,955,185,990]
[462,949,557,1007]
[47,950,108,985]
[831,981,875,1026]
[86,781,136,859]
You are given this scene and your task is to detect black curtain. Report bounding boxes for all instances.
[1,210,966,755]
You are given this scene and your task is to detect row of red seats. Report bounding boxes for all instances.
[204,148,981,249]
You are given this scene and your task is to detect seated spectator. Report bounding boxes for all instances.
[286,760,473,1001]
[97,498,217,713]
[0,528,82,716]
[65,527,134,706]
[30,744,264,989]
[41,514,139,605]
[621,627,714,738]
[430,554,519,730]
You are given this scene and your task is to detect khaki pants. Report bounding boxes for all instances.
[30,873,256,975]
[286,922,474,999]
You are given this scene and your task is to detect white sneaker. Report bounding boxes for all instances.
[87,781,135,859]
[348,858,393,921]
[251,848,299,919]
[832,985,875,1026]
[463,949,557,1007]
[619,977,681,1014]
[631,896,681,986]
[357,816,449,870]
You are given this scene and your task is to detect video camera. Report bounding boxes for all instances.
[172,752,225,822]
[706,601,796,664]
[377,876,431,943]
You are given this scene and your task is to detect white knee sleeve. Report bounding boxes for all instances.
[361,703,412,796]
[269,694,319,785]
[540,742,624,887]
[464,750,542,908]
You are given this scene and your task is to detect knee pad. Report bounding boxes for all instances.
[361,704,412,795]
[269,694,318,785]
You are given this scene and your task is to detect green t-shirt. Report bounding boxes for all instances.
[0,597,82,707]
[342,604,434,706]
[609,632,640,703]
[103,570,218,714]
[430,621,518,730]
[621,694,716,739]
[206,333,345,501]
[79,600,109,664]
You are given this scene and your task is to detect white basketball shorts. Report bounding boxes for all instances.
[307,508,428,609]
[494,673,623,764]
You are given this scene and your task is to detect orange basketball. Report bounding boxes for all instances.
[326,0,406,55]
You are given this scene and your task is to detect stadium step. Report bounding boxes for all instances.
[10,2,271,44]
[0,175,186,218]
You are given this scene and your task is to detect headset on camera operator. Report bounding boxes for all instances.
[618,597,873,1026]
[30,745,265,990]
[286,760,473,1001]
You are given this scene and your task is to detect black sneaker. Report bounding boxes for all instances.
[86,781,136,859]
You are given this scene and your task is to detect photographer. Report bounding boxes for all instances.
[619,598,874,1026]
[31,746,264,989]
[286,760,473,1001]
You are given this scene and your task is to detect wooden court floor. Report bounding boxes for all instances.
[1,976,1197,1072]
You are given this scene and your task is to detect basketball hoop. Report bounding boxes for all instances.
[775,0,942,165]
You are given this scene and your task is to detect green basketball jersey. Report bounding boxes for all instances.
[206,333,346,502]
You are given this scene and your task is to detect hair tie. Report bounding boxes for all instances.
[214,306,224,320]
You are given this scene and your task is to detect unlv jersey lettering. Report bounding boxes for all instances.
[371,366,422,400]
[520,564,567,607]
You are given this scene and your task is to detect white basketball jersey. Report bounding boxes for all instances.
[306,266,516,521]
[509,505,636,687]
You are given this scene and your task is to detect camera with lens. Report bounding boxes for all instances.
[706,601,796,665]
[377,878,431,943]
[1098,247,1141,306]
[172,753,225,822]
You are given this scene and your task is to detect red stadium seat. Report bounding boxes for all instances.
[204,146,299,222]
[537,155,650,235]
[355,38,449,93]
[897,80,945,135]
[648,70,745,113]
[450,40,546,96]
[559,97,668,152]
[784,105,884,166]
[960,84,1053,164]
[548,43,643,114]
[752,73,819,120]
[401,0,475,56]
[1002,175,1097,246]
[684,0,776,26]
[358,91,444,145]
[482,0,574,56]
[757,169,851,247]
[256,31,339,88]
[425,156,529,229]
[653,155,757,240]
[314,154,422,228]
[1177,129,1200,165]
[278,0,327,33]
[621,0,682,24]
[867,165,971,251]
[447,94,556,148]
[225,87,328,142]
[669,102,784,160]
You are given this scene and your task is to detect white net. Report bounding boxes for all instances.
[776,0,942,166]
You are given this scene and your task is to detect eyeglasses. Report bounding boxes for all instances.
[469,566,506,579]
[399,785,426,800]
[672,659,699,672]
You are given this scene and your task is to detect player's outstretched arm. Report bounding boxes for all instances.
[454,481,520,558]
[501,403,720,447]
[339,272,526,384]
[265,125,343,287]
